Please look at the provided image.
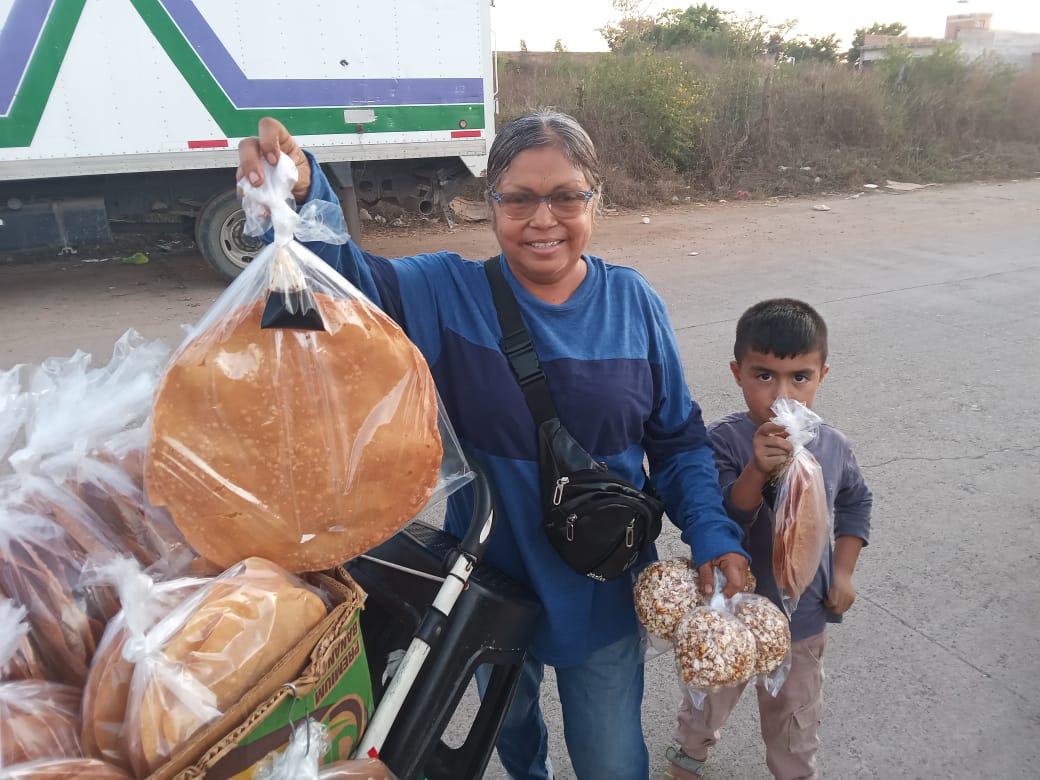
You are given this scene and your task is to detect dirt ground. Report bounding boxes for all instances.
[2,178,1039,779]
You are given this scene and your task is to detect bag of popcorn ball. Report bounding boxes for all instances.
[633,559,702,660]
[673,569,757,708]
[634,559,759,662]
[730,592,792,697]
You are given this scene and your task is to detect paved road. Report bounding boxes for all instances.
[2,180,1038,779]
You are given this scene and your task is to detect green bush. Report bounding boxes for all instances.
[582,52,705,170]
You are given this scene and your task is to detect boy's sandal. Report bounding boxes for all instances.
[663,744,706,779]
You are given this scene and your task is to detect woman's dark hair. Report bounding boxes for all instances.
[485,110,602,196]
[734,299,829,363]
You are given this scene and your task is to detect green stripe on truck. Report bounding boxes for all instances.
[130,0,485,138]
[0,0,485,149]
[0,0,87,148]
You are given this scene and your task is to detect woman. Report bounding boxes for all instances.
[237,112,748,780]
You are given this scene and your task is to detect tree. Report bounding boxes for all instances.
[846,22,906,66]
[782,34,842,63]
[599,16,656,51]
[599,3,792,59]
[554,38,567,53]
[519,39,528,52]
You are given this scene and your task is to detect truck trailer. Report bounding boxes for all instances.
[0,0,496,278]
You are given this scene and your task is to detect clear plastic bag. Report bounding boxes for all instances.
[0,600,84,767]
[145,153,472,573]
[0,598,45,682]
[6,332,194,574]
[79,559,208,771]
[673,570,758,710]
[633,559,702,661]
[123,557,329,777]
[0,759,131,779]
[634,559,759,662]
[0,477,123,686]
[9,331,169,475]
[0,364,27,465]
[769,398,832,616]
[254,719,398,780]
[730,592,792,698]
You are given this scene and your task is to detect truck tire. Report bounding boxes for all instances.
[195,188,263,281]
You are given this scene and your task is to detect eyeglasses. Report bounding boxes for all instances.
[489,188,597,220]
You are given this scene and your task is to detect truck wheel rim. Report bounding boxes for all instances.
[219,209,263,270]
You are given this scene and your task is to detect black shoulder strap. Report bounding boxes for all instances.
[484,256,558,427]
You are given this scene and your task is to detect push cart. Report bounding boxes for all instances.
[348,466,541,779]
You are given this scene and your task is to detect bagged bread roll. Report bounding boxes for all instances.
[0,683,83,767]
[124,557,328,776]
[1,599,83,767]
[7,330,196,575]
[61,440,194,574]
[769,399,832,613]
[0,759,130,779]
[146,154,471,573]
[0,599,45,681]
[0,478,123,686]
[0,363,26,463]
[9,330,169,481]
[80,559,207,771]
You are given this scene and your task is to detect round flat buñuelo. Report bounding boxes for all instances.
[773,464,828,600]
[146,294,442,572]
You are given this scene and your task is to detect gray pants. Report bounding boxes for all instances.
[675,631,827,780]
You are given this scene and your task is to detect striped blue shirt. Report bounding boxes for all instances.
[297,157,745,666]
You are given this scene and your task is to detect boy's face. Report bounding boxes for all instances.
[730,349,830,426]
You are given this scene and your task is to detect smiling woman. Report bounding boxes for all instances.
[236,111,750,780]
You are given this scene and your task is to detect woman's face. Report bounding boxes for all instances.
[490,145,596,288]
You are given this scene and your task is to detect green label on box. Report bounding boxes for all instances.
[206,612,373,779]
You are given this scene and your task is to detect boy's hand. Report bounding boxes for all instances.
[827,536,865,615]
[825,571,857,614]
[751,422,793,477]
[698,553,748,598]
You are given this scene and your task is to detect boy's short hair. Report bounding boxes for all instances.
[734,299,828,363]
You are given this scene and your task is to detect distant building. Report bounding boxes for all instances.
[859,12,1040,69]
[956,28,1040,69]
[859,34,939,66]
[945,13,992,41]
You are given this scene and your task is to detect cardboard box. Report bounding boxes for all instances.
[148,571,373,780]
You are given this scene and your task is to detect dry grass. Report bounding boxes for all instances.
[496,51,1040,206]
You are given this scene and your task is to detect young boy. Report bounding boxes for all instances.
[665,299,873,780]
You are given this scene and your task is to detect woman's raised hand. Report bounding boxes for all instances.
[236,117,311,203]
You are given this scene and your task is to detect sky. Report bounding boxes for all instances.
[490,0,1040,51]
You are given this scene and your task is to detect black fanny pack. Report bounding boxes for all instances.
[485,257,664,582]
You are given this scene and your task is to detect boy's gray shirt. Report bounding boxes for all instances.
[708,412,873,641]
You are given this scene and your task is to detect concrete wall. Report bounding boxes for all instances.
[957,29,1040,69]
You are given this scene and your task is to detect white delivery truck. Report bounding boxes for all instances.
[0,0,495,278]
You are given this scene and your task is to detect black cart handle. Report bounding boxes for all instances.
[455,459,494,568]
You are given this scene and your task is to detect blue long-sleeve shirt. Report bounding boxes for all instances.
[294,155,746,666]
